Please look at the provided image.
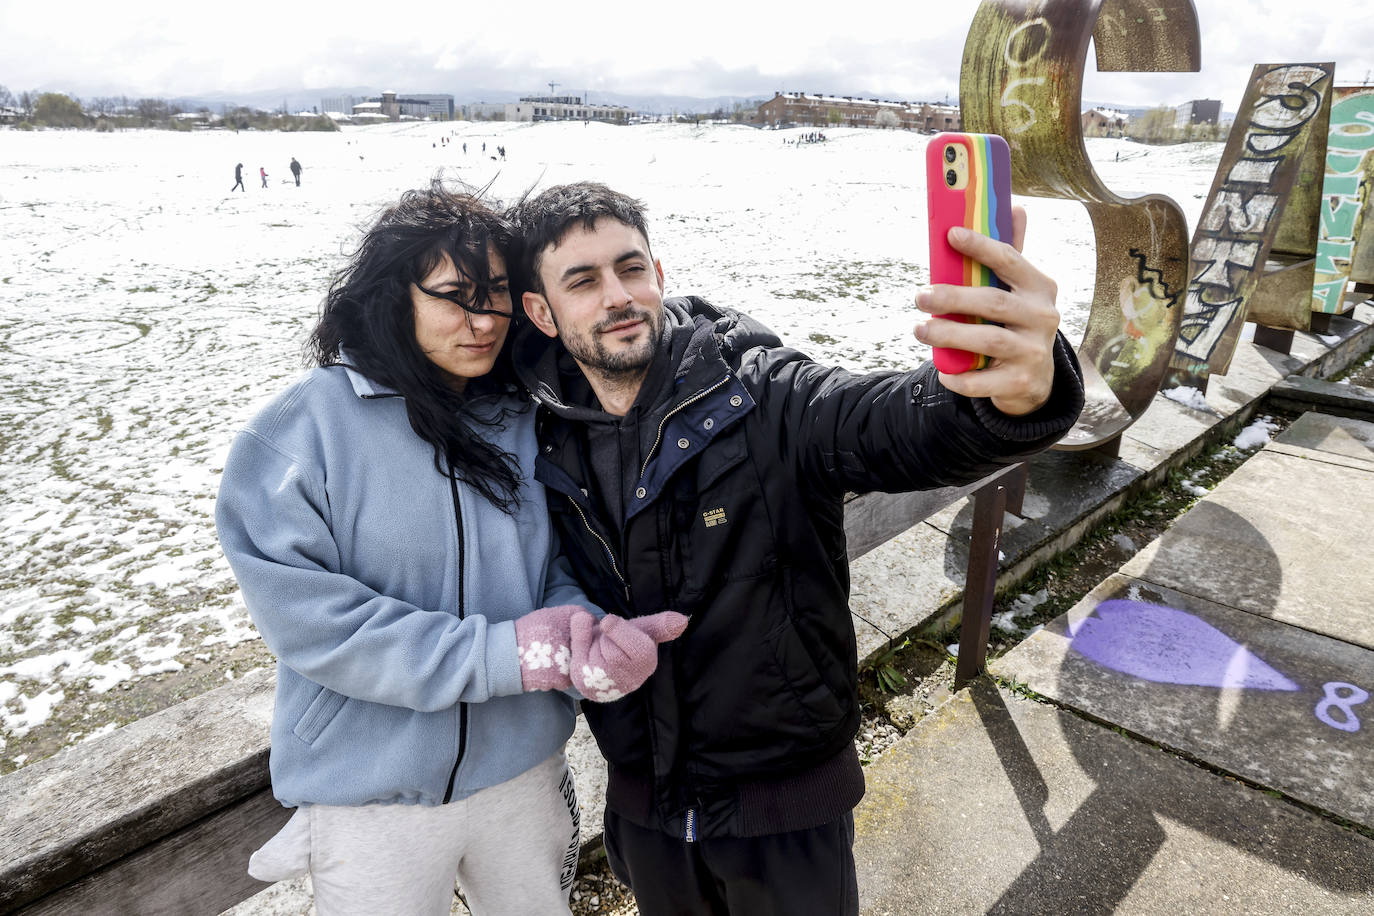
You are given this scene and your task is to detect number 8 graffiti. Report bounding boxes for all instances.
[1315,682,1369,733]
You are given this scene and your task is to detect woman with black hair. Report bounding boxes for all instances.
[215,183,685,915]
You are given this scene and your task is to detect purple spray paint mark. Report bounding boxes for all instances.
[1068,599,1300,691]
[1315,682,1367,733]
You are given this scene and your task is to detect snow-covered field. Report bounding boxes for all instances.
[0,120,1224,768]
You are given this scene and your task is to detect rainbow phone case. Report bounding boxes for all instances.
[925,132,1014,374]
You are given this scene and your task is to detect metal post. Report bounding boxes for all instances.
[1091,434,1122,460]
[1003,462,1029,517]
[1308,311,1335,334]
[954,480,1007,689]
[1253,324,1296,354]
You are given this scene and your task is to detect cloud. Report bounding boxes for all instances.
[0,0,1370,108]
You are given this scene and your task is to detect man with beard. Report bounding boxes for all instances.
[510,182,1084,914]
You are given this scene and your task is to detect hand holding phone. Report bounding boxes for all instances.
[925,132,1014,374]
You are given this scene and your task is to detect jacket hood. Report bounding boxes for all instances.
[511,295,781,419]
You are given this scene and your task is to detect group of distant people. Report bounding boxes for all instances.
[230,157,303,192]
[436,137,507,160]
[455,139,507,160]
[228,137,517,194]
[785,131,828,145]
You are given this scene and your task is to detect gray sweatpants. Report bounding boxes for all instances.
[249,753,580,915]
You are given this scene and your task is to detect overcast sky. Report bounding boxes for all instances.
[2,0,1371,109]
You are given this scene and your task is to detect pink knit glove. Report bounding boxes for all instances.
[570,612,690,702]
[514,605,587,692]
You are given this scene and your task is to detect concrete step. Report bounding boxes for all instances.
[852,412,1374,912]
[853,681,1374,915]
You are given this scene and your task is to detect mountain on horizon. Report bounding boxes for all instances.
[26,79,1226,121]
[153,85,770,116]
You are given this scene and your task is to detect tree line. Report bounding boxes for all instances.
[0,86,337,132]
[1125,106,1230,144]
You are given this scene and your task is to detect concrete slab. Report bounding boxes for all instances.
[1118,449,1374,649]
[848,520,967,660]
[1269,376,1374,424]
[927,449,1140,542]
[991,574,1374,830]
[1300,310,1374,379]
[854,681,1374,915]
[1209,340,1296,403]
[1117,392,1225,472]
[1270,411,1374,469]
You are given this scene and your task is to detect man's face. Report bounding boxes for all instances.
[523,216,665,378]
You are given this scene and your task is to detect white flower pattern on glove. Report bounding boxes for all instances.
[580,664,625,702]
[521,641,557,670]
[554,645,570,675]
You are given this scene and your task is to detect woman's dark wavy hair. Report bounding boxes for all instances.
[308,180,526,512]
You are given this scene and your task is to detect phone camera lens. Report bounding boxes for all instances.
[944,145,957,163]
[945,169,958,186]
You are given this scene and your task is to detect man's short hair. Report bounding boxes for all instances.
[512,182,651,295]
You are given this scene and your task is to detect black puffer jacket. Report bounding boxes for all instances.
[515,296,1083,839]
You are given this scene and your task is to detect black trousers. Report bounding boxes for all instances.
[603,809,858,916]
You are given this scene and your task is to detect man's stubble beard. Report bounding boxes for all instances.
[556,304,665,381]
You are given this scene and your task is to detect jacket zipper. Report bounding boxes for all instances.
[571,498,630,604]
[642,377,729,832]
[639,375,732,479]
[443,470,468,804]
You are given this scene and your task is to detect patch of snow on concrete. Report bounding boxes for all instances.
[1233,415,1279,451]
[1162,385,1211,412]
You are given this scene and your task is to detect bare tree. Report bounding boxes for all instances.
[135,97,170,125]
[0,85,13,108]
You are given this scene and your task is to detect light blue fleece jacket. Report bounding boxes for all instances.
[216,365,599,808]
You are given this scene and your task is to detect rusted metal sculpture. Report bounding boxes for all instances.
[1169,63,1334,382]
[960,0,1199,451]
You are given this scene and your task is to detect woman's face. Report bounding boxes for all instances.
[410,246,512,392]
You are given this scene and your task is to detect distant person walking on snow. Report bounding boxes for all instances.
[290,158,302,186]
[260,167,269,189]
[232,162,245,192]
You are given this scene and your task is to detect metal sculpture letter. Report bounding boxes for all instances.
[961,0,1200,450]
[1313,86,1374,314]
[1169,63,1334,383]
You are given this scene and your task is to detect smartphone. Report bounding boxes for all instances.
[925,132,1014,374]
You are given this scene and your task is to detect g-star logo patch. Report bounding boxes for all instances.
[702,507,727,528]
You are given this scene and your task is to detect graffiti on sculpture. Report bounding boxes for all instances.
[1170,63,1334,381]
[1070,599,1368,733]
[961,0,1198,449]
[1312,86,1374,313]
